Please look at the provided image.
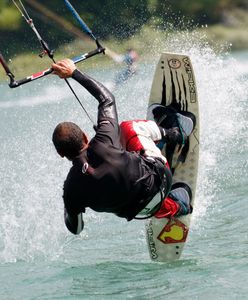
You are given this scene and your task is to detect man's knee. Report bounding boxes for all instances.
[120,120,145,152]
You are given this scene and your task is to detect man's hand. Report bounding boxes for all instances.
[52,59,76,79]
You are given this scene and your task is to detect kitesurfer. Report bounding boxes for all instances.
[52,59,195,234]
[106,48,139,88]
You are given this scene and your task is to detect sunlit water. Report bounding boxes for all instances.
[0,36,248,299]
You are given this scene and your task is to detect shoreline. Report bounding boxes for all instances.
[0,23,247,82]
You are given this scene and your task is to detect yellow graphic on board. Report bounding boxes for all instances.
[158,219,189,244]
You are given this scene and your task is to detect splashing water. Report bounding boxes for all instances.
[0,28,248,299]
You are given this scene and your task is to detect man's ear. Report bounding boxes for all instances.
[83,132,89,145]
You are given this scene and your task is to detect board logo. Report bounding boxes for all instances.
[157,219,189,244]
[146,225,158,259]
[183,57,197,103]
[168,59,181,69]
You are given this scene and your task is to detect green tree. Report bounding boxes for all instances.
[0,0,22,30]
[151,0,248,26]
[38,0,150,39]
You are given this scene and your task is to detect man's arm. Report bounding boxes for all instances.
[72,69,118,123]
[64,208,84,235]
[52,59,117,124]
[53,59,121,148]
[105,48,124,63]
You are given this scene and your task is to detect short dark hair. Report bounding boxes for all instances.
[52,122,86,159]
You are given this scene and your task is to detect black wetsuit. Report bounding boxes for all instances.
[63,69,171,234]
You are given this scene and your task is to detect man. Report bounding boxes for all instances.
[52,59,195,235]
[105,48,139,88]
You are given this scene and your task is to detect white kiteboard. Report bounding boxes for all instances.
[146,53,199,262]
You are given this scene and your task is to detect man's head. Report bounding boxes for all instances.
[52,122,88,160]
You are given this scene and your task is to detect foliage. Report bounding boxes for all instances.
[63,0,150,38]
[0,0,22,29]
[151,0,248,25]
[0,0,247,57]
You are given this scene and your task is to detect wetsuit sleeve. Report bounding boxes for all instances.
[71,69,121,148]
[72,69,118,123]
[64,207,84,235]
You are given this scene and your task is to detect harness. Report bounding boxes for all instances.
[134,156,172,220]
[75,150,172,221]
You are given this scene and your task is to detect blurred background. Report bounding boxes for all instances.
[0,0,248,79]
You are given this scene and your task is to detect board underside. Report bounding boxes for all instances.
[146,53,199,262]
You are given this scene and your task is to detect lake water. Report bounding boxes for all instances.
[0,39,248,299]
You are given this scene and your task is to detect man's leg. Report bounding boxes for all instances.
[120,119,168,163]
[146,105,195,218]
[120,119,193,218]
[147,104,196,148]
[155,182,193,218]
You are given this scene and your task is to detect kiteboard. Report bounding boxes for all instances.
[146,53,199,262]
